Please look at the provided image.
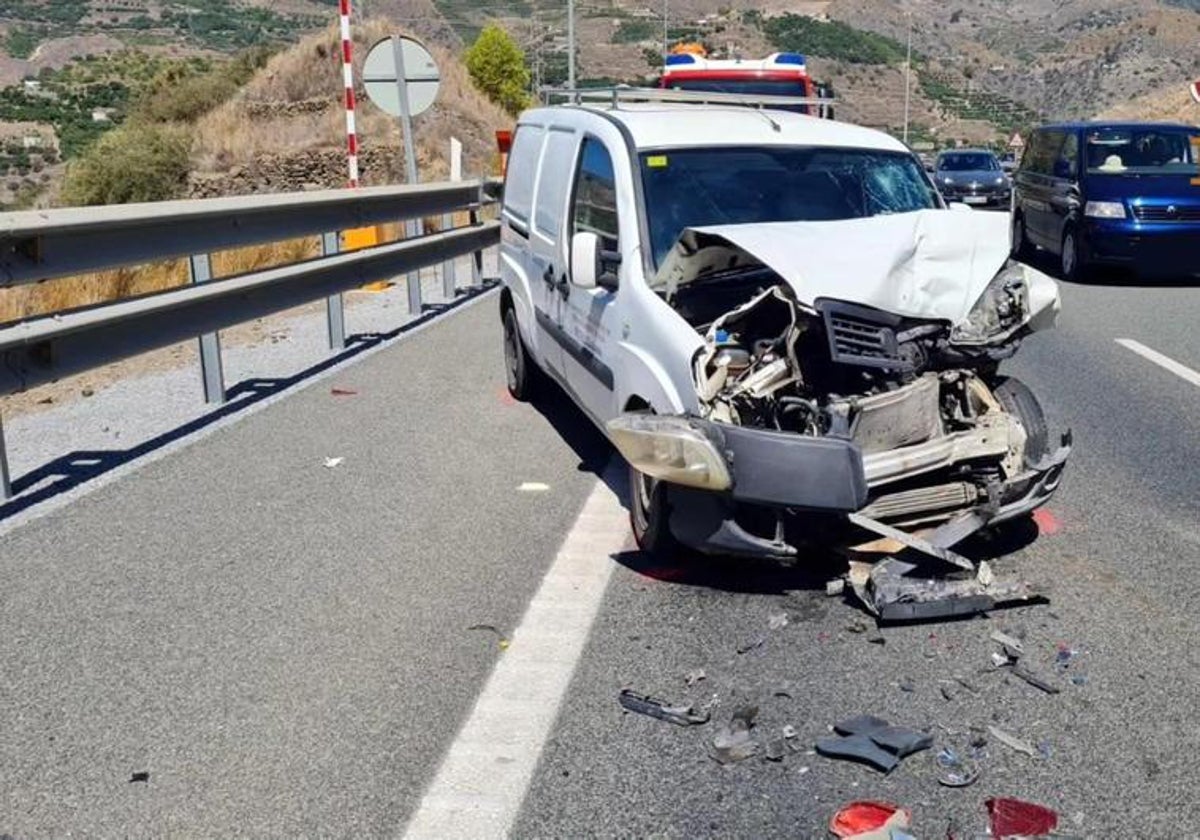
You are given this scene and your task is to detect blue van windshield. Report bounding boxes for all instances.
[1085,127,1200,175]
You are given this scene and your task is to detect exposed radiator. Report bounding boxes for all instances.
[860,482,978,520]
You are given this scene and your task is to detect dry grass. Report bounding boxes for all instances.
[0,237,322,325]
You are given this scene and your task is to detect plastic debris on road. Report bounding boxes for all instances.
[846,557,1040,623]
[736,636,765,655]
[986,797,1058,838]
[829,801,912,839]
[710,704,759,764]
[618,689,710,727]
[330,387,358,396]
[685,668,707,686]
[322,457,344,468]
[816,715,932,773]
[987,725,1036,757]
[934,746,982,787]
[129,771,149,784]
[517,482,551,492]
[768,611,789,630]
[467,623,511,650]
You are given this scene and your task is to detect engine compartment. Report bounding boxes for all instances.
[683,275,1038,522]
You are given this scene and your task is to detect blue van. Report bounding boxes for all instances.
[1011,122,1200,280]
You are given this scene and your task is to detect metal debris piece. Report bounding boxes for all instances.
[618,689,710,727]
[1010,663,1061,695]
[768,611,790,630]
[783,725,798,740]
[710,705,759,764]
[955,676,980,694]
[685,668,707,687]
[847,512,975,571]
[826,578,846,597]
[737,636,765,655]
[940,685,955,702]
[988,725,1036,757]
[990,630,1025,657]
[849,557,1040,622]
[935,747,982,788]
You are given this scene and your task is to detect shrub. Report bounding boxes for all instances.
[61,122,190,206]
[464,24,531,116]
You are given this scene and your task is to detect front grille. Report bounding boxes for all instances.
[821,301,908,370]
[1132,205,1200,222]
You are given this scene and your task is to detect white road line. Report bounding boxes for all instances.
[401,465,629,840]
[1116,338,1200,389]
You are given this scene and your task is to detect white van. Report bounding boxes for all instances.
[498,95,1070,560]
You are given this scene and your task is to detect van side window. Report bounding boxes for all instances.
[572,138,619,252]
[1026,130,1062,175]
[533,128,578,238]
[1059,132,1079,178]
[503,125,544,228]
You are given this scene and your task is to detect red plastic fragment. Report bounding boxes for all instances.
[830,801,909,837]
[986,797,1059,838]
[330,387,358,396]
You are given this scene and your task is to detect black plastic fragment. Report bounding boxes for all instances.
[618,689,710,726]
[815,734,899,772]
[129,772,150,784]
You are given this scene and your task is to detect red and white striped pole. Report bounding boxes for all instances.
[339,0,359,187]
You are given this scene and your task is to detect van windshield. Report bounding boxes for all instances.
[1085,127,1200,175]
[639,146,937,267]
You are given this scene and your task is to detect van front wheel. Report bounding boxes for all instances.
[630,467,680,558]
[1061,228,1088,282]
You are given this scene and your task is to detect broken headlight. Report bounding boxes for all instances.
[606,414,732,491]
[950,261,1029,345]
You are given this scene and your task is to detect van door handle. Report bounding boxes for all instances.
[556,274,570,300]
[542,265,556,290]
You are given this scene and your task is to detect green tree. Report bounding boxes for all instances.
[61,122,190,206]
[465,24,531,116]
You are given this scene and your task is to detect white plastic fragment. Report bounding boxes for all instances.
[517,482,551,492]
[323,457,344,469]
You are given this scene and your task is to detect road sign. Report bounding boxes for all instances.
[1008,132,1025,149]
[363,36,440,118]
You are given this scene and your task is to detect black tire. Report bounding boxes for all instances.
[993,376,1049,464]
[1060,226,1088,282]
[501,304,538,401]
[629,465,680,558]
[1011,213,1034,262]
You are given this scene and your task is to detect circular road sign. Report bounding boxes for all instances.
[363,36,440,117]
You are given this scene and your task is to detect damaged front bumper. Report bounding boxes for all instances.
[610,414,1071,561]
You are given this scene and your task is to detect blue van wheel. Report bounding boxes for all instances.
[1061,227,1088,282]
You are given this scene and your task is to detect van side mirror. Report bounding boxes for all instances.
[571,231,620,292]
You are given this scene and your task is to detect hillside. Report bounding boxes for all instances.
[188,19,510,196]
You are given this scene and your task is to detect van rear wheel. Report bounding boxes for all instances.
[1011,213,1034,262]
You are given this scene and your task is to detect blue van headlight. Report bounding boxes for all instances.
[1085,201,1126,219]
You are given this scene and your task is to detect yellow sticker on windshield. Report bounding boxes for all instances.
[646,155,669,168]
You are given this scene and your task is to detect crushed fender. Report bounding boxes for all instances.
[618,689,710,727]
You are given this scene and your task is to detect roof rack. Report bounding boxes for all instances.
[538,86,836,111]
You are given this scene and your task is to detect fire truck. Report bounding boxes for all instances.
[659,48,835,119]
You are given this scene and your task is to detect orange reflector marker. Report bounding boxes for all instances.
[342,226,392,292]
[496,129,513,177]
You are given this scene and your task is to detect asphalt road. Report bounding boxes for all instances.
[2,270,1199,837]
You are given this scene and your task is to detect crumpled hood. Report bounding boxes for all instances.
[653,209,1026,325]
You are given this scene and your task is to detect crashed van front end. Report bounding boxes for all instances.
[609,210,1071,561]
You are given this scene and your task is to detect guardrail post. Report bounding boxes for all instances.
[322,232,346,350]
[406,218,423,315]
[0,414,11,501]
[189,253,225,405]
[470,182,484,288]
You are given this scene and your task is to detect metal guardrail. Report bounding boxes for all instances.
[0,179,501,500]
